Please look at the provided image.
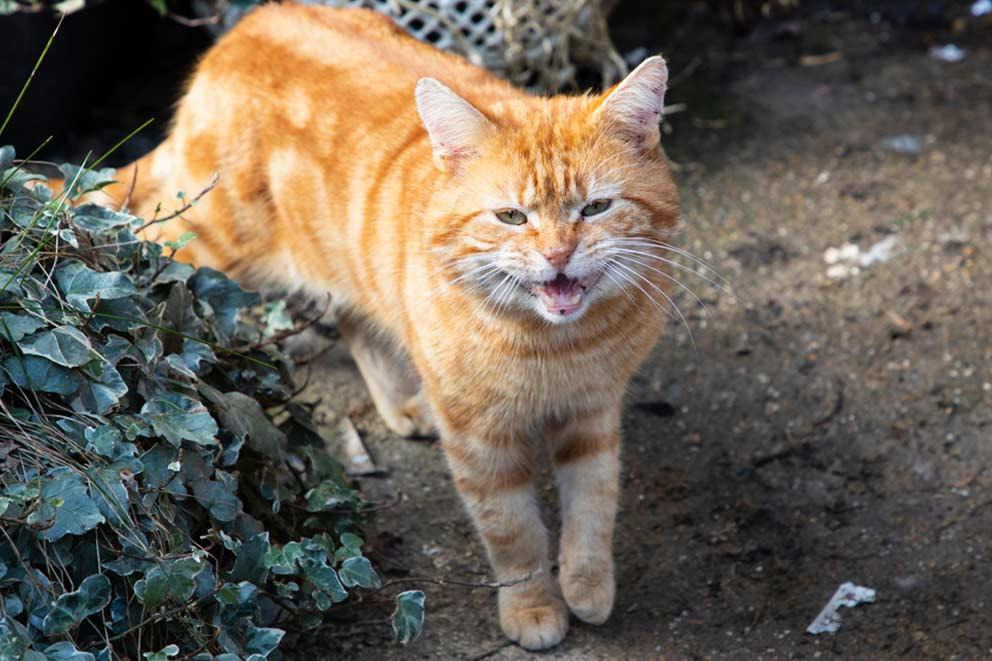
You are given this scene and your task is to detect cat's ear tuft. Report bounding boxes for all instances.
[415,78,493,172]
[595,55,668,151]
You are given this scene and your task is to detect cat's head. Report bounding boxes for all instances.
[417,57,680,325]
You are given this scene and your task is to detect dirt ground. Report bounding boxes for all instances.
[283,9,992,661]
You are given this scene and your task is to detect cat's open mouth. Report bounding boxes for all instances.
[529,273,597,316]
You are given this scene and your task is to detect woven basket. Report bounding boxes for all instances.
[198,0,626,92]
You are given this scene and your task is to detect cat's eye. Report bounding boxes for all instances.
[495,209,527,226]
[581,199,612,217]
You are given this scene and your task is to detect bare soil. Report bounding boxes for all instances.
[290,10,992,661]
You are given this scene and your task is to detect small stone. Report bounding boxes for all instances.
[886,310,913,338]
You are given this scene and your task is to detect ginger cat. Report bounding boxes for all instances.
[97,3,679,649]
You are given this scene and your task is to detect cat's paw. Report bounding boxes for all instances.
[396,394,436,439]
[499,590,569,650]
[560,562,615,625]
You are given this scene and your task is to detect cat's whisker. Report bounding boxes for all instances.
[611,253,710,317]
[604,246,731,301]
[450,260,501,286]
[609,259,697,355]
[606,237,731,288]
[603,262,675,322]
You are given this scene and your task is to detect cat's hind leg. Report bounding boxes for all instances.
[337,312,435,438]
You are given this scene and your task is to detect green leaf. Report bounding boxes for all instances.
[37,471,105,542]
[338,556,380,589]
[71,204,138,232]
[55,262,137,312]
[392,590,426,645]
[74,361,128,414]
[0,616,30,661]
[134,557,203,610]
[200,384,286,461]
[42,574,112,635]
[1,355,83,396]
[189,268,260,340]
[301,559,348,605]
[245,625,285,657]
[334,533,364,562]
[180,339,215,372]
[141,393,218,446]
[142,645,179,661]
[191,470,239,522]
[164,231,197,250]
[84,425,123,458]
[20,326,94,367]
[306,479,357,513]
[40,641,96,660]
[58,163,117,198]
[0,312,45,343]
[227,532,270,584]
[0,145,13,170]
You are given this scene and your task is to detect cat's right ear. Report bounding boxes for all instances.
[415,78,493,172]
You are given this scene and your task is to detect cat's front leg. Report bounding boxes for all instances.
[548,406,622,625]
[442,431,568,650]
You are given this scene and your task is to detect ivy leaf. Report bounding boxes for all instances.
[333,533,364,562]
[180,339,215,373]
[58,163,117,198]
[142,645,179,661]
[56,262,137,312]
[392,590,426,645]
[191,470,239,522]
[301,559,348,606]
[74,361,128,414]
[200,384,286,462]
[0,145,13,170]
[164,231,197,251]
[41,641,97,660]
[0,312,45,343]
[227,532,270,584]
[37,472,105,542]
[71,204,138,232]
[1,355,83,396]
[189,268,260,341]
[133,558,203,610]
[42,574,112,635]
[0,616,31,661]
[20,326,94,367]
[141,393,219,446]
[338,556,381,589]
[305,479,357,513]
[244,625,285,658]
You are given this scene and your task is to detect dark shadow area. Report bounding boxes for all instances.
[0,0,210,166]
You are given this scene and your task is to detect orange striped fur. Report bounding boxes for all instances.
[95,4,679,649]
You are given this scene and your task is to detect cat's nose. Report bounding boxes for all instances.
[543,246,574,271]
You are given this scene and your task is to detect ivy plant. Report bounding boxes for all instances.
[0,145,424,659]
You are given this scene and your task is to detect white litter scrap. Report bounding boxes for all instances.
[880,134,921,155]
[823,236,899,279]
[929,44,967,63]
[807,582,877,635]
[972,0,992,17]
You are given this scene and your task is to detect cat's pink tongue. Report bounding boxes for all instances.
[534,274,583,314]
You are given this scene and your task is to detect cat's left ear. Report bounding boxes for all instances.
[415,78,493,172]
[595,55,668,151]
